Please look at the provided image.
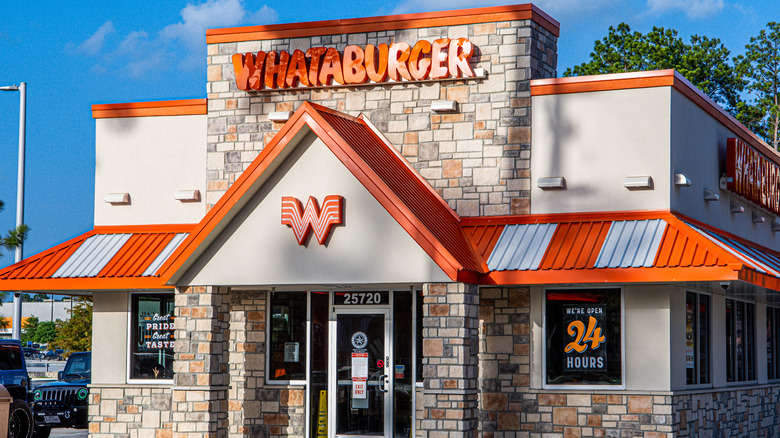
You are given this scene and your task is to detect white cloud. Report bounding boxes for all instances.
[74,0,279,79]
[647,0,724,19]
[77,21,116,55]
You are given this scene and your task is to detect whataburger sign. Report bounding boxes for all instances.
[232,38,476,91]
[726,138,780,215]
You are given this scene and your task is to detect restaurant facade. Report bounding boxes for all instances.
[3,3,780,437]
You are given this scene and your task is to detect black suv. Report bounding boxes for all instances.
[31,351,90,438]
[0,340,33,438]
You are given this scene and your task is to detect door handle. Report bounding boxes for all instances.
[378,375,389,393]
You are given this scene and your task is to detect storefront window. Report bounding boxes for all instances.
[416,289,423,383]
[130,294,175,380]
[308,292,329,438]
[269,291,307,381]
[685,292,710,385]
[768,306,780,380]
[545,289,622,386]
[726,299,755,382]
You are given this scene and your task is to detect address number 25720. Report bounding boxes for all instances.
[336,292,388,305]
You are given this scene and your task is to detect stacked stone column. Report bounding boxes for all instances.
[172,286,230,438]
[419,282,480,438]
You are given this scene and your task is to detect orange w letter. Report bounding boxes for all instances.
[281,196,343,245]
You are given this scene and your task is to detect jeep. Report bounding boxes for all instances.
[31,351,90,438]
[0,339,33,438]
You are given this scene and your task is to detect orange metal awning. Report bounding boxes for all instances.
[464,211,779,290]
[0,225,193,292]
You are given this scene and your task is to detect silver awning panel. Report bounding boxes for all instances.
[52,234,132,278]
[595,219,666,268]
[487,223,558,271]
[143,233,189,277]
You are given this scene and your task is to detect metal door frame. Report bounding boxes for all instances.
[328,305,392,438]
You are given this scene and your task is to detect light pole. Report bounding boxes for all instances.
[0,82,26,340]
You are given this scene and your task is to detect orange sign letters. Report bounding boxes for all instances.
[726,138,780,215]
[233,38,475,91]
[281,195,343,245]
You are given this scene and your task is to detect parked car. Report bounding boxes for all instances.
[36,350,62,362]
[22,348,37,360]
[31,351,91,438]
[0,340,34,438]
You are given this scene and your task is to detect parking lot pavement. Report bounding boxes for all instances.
[49,429,88,437]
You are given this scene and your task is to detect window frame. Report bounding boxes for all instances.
[126,291,176,384]
[725,297,756,383]
[542,287,625,390]
[266,291,310,386]
[769,305,780,381]
[685,291,711,387]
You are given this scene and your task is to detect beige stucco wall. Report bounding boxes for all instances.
[92,291,128,384]
[94,115,207,225]
[530,87,672,215]
[669,89,780,251]
[178,130,450,286]
[530,285,672,391]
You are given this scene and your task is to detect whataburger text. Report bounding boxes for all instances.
[232,38,476,91]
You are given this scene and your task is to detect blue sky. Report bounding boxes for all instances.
[0,0,777,266]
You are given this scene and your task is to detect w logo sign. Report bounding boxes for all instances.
[281,195,344,245]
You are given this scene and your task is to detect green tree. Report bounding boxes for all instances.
[0,199,29,304]
[54,298,92,352]
[33,321,57,345]
[565,23,745,114]
[0,200,29,259]
[736,22,780,149]
[21,316,39,344]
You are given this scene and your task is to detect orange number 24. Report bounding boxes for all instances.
[564,316,606,353]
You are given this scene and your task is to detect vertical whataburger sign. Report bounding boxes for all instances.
[726,137,780,215]
[562,304,607,372]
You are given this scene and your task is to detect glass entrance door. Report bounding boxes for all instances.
[329,309,391,438]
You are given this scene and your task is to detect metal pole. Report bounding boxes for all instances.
[12,82,26,340]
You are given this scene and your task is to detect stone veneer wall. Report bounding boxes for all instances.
[228,290,306,438]
[420,282,480,438]
[171,285,231,438]
[88,386,173,438]
[673,388,780,436]
[478,287,675,438]
[206,18,557,217]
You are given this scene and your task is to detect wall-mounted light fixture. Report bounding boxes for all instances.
[174,190,201,202]
[431,100,458,113]
[537,177,566,189]
[703,189,720,201]
[624,176,653,189]
[752,212,766,223]
[730,201,744,214]
[268,111,293,122]
[105,193,130,205]
[674,173,692,187]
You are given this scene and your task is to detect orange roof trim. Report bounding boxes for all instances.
[92,99,207,119]
[159,101,483,284]
[206,4,559,44]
